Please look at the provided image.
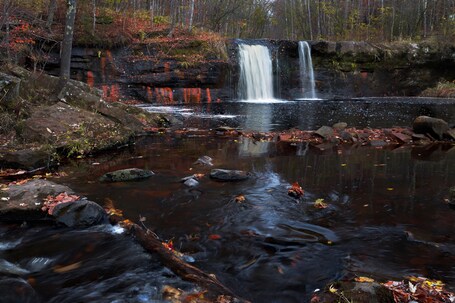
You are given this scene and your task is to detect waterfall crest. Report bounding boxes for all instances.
[238,44,274,101]
[298,41,317,99]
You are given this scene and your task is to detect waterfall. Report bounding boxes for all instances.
[238,44,274,101]
[298,41,317,99]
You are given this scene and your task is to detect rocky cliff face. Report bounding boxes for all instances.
[45,40,455,103]
[45,43,232,105]
[274,40,455,99]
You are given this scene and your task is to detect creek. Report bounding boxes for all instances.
[2,126,452,302]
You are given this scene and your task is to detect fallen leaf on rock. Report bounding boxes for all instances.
[355,276,375,283]
[288,182,304,198]
[42,192,80,215]
[314,198,328,209]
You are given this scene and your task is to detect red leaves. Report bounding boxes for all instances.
[208,234,222,240]
[288,182,304,198]
[42,192,80,215]
[382,277,454,303]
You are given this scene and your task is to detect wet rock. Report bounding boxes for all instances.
[413,116,449,140]
[333,122,348,131]
[0,179,74,221]
[339,131,353,142]
[390,132,411,144]
[183,178,199,187]
[449,187,455,206]
[52,200,108,227]
[314,126,334,140]
[445,128,455,140]
[0,277,40,303]
[0,148,51,170]
[99,168,154,182]
[210,169,249,181]
[314,282,394,303]
[411,133,429,141]
[193,156,213,166]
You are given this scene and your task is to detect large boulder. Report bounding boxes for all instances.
[0,148,51,170]
[99,168,154,182]
[52,200,108,227]
[210,169,249,181]
[0,179,74,221]
[21,102,134,153]
[413,116,449,140]
[314,126,334,140]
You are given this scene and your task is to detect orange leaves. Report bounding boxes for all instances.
[162,240,175,251]
[234,194,245,203]
[53,262,82,274]
[288,182,304,198]
[42,192,80,215]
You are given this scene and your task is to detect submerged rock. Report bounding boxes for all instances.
[99,168,154,182]
[0,179,74,221]
[52,200,108,227]
[193,156,213,166]
[0,277,40,303]
[314,281,394,303]
[210,169,249,181]
[183,178,199,187]
[413,116,449,140]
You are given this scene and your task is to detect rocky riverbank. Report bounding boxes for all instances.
[0,65,171,170]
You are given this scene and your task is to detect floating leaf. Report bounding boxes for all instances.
[53,262,82,273]
[328,284,338,294]
[288,182,304,198]
[234,194,245,203]
[208,234,222,240]
[314,198,328,209]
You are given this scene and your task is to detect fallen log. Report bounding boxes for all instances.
[106,211,248,303]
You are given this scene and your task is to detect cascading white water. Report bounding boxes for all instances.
[238,44,274,101]
[298,41,317,99]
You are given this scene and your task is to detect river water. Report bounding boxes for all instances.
[1,98,454,302]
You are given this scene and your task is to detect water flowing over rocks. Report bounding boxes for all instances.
[52,200,109,227]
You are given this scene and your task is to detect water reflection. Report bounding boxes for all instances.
[141,97,455,131]
[48,136,455,302]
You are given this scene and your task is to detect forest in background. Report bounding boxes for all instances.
[1,0,455,66]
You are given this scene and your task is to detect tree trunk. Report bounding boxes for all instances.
[188,0,195,31]
[92,0,96,35]
[59,0,77,89]
[3,0,11,62]
[46,0,58,30]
